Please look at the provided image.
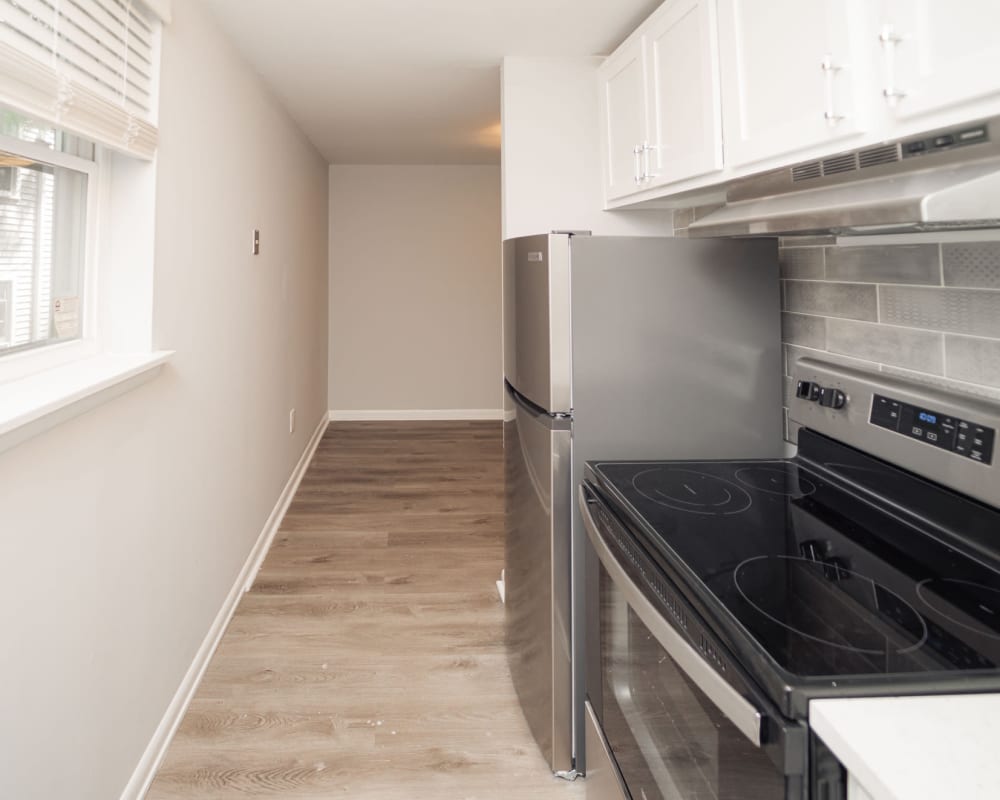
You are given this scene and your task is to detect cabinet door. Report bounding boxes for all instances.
[718,0,869,168]
[599,40,647,201]
[878,0,1000,121]
[644,0,724,186]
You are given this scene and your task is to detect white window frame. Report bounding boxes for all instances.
[0,278,12,344]
[0,0,173,454]
[0,164,21,200]
[0,127,102,382]
[0,131,170,455]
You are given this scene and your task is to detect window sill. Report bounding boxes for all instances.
[0,351,173,455]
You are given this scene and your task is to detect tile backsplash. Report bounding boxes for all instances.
[780,236,1000,443]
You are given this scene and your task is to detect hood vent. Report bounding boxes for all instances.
[791,144,902,184]
[858,143,900,169]
[791,161,821,182]
[821,152,858,176]
[689,118,1000,237]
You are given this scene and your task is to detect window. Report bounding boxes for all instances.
[0,111,93,357]
[0,0,170,367]
[0,280,11,344]
[0,0,162,159]
[0,164,21,199]
[0,0,171,447]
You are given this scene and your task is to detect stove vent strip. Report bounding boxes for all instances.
[789,144,901,183]
[859,143,901,169]
[605,516,688,632]
[791,161,822,182]
[822,152,859,176]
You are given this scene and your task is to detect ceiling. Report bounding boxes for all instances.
[203,0,662,165]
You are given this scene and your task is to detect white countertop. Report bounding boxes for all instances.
[810,694,1000,800]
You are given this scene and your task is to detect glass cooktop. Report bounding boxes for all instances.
[588,431,1000,684]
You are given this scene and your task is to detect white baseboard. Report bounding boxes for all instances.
[329,408,503,421]
[330,408,503,422]
[119,411,329,800]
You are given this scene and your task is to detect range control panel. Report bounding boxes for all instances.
[790,357,1000,509]
[870,394,995,465]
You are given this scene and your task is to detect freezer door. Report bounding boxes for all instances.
[503,382,573,772]
[502,234,572,413]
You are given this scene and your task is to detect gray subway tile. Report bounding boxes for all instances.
[779,235,836,247]
[783,376,797,408]
[781,312,826,349]
[943,242,1000,289]
[825,244,940,285]
[788,416,802,445]
[827,319,944,374]
[881,365,1000,402]
[779,247,825,279]
[784,281,878,321]
[672,207,694,229]
[692,202,725,221]
[879,286,1000,337]
[783,408,802,445]
[945,335,1000,387]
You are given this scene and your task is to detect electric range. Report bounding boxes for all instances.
[579,359,1000,800]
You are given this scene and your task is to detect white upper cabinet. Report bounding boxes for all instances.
[875,0,1000,122]
[718,0,870,168]
[643,0,724,187]
[599,0,724,201]
[599,0,1000,207]
[601,41,647,201]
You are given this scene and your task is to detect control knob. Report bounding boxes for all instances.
[819,388,847,409]
[796,380,822,401]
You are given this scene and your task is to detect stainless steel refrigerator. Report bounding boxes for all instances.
[502,232,785,777]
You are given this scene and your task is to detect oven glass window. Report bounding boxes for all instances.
[599,563,785,800]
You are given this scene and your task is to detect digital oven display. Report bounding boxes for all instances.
[870,394,995,465]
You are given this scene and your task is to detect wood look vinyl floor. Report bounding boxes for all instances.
[146,421,583,799]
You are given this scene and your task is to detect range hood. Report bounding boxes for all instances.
[688,117,1000,237]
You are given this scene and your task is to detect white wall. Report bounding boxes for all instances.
[0,2,329,799]
[328,165,502,418]
[501,57,674,240]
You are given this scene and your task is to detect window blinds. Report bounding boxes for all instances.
[0,0,169,159]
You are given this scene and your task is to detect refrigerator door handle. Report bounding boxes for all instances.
[506,379,550,418]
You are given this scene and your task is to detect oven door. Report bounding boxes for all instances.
[579,485,807,800]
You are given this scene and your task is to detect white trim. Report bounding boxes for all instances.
[141,0,173,24]
[329,408,504,421]
[0,130,99,175]
[119,411,329,800]
[0,351,172,454]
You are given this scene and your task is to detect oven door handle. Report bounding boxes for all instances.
[579,485,765,748]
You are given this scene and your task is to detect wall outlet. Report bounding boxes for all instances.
[289,408,296,434]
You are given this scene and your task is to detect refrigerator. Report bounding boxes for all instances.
[502,232,785,777]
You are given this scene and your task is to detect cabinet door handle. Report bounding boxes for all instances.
[641,142,658,182]
[879,24,907,103]
[633,144,644,184]
[821,54,846,125]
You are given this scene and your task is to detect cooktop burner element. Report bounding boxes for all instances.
[632,467,753,515]
[735,464,817,497]
[588,430,1000,702]
[916,579,1000,642]
[734,555,928,656]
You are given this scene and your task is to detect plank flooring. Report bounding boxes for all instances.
[146,421,584,799]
